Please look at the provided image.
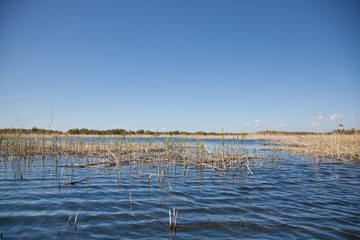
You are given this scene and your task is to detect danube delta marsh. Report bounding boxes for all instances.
[1,132,359,239]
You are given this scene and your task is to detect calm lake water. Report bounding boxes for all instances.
[1,139,360,239]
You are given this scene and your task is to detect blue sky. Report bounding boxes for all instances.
[1,0,359,133]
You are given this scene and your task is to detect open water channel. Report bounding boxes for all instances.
[1,139,359,239]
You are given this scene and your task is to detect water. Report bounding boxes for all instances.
[1,139,360,239]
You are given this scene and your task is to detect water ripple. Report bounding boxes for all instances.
[1,151,360,239]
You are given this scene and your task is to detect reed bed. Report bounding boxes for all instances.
[263,133,360,161]
[1,132,357,174]
[0,135,281,174]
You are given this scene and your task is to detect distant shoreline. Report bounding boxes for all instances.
[0,132,350,140]
[2,133,254,140]
[2,132,359,161]
[2,128,356,140]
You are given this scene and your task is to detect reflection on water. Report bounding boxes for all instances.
[1,139,360,239]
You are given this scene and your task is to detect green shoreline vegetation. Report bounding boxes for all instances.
[1,127,358,137]
[1,127,359,162]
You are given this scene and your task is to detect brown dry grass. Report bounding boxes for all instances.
[2,132,359,161]
[261,133,360,161]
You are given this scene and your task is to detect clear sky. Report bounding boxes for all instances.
[1,0,359,133]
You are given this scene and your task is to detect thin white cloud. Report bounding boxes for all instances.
[274,123,286,127]
[245,122,260,128]
[254,119,264,123]
[329,113,342,122]
[311,122,319,127]
[317,113,342,122]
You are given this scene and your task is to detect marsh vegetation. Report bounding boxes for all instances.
[1,130,359,239]
[1,127,359,163]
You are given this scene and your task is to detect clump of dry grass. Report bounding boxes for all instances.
[265,133,360,161]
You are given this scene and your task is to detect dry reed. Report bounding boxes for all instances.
[262,133,359,161]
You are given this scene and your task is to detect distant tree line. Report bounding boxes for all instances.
[331,128,358,134]
[0,128,357,136]
[65,128,227,136]
[0,128,239,136]
[0,128,63,135]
